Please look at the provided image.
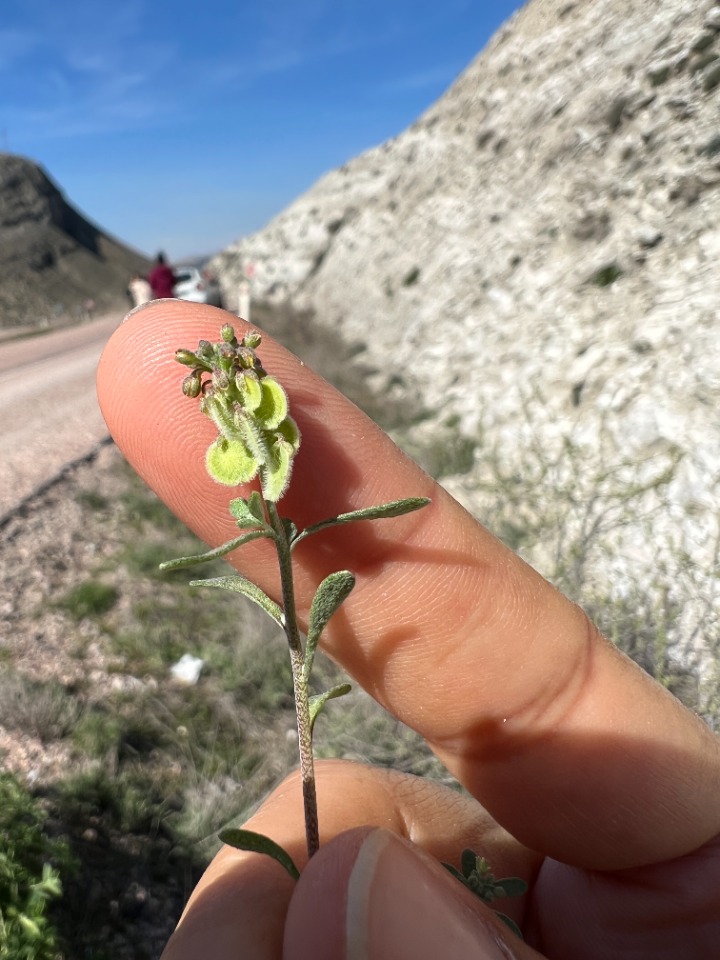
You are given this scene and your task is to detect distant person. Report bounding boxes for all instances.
[128,274,152,308]
[147,252,177,300]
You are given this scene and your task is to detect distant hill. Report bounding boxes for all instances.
[0,153,150,329]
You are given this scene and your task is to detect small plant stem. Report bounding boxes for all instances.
[266,499,320,859]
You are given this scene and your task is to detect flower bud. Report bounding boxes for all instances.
[196,340,213,359]
[236,346,258,369]
[214,372,230,392]
[221,324,236,343]
[175,349,199,367]
[182,372,202,398]
[244,331,262,349]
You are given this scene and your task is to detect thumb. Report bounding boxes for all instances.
[285,828,543,960]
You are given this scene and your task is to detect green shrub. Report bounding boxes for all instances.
[0,774,70,959]
[58,581,119,621]
[589,262,623,287]
[0,671,80,743]
[402,266,421,287]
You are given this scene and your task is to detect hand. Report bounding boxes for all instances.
[97,301,720,959]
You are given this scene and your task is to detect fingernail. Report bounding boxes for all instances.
[124,300,159,322]
[345,830,518,960]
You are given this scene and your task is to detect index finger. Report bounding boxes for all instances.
[97,301,720,869]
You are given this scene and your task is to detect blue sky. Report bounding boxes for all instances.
[1,0,522,260]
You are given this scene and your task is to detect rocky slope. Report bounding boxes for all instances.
[0,154,149,328]
[212,0,720,708]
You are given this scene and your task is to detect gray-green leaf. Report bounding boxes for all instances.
[309,683,352,732]
[494,877,528,898]
[219,828,300,881]
[159,529,270,572]
[293,497,430,548]
[229,494,267,529]
[303,571,355,681]
[190,575,283,627]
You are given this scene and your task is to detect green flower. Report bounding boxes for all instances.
[175,326,301,501]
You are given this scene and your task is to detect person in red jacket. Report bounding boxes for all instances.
[147,252,176,300]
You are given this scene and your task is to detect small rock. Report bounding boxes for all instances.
[109,674,145,694]
[702,58,720,90]
[606,95,627,130]
[704,6,720,31]
[665,97,695,119]
[670,49,690,72]
[699,132,720,156]
[690,29,716,52]
[636,226,663,248]
[691,51,720,74]
[646,61,671,86]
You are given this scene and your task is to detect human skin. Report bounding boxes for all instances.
[97,300,720,959]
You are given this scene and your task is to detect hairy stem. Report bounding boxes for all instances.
[266,499,319,859]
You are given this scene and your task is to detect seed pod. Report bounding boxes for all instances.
[255,377,288,431]
[206,436,259,486]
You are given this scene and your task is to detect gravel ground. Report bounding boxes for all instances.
[0,444,123,772]
[0,442,195,959]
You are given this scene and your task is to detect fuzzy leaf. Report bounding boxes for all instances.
[303,571,355,680]
[461,848,480,877]
[255,377,288,430]
[495,913,524,940]
[309,683,352,732]
[190,575,283,626]
[229,495,267,529]
[247,490,267,523]
[293,497,430,547]
[494,877,529,898]
[219,829,300,881]
[282,517,298,543]
[206,437,258,486]
[159,529,270,571]
[443,864,466,884]
[18,915,42,939]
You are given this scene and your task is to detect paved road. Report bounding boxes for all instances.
[0,314,122,521]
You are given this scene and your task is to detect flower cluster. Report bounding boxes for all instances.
[175,324,300,501]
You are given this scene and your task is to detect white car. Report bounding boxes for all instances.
[174,267,223,307]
